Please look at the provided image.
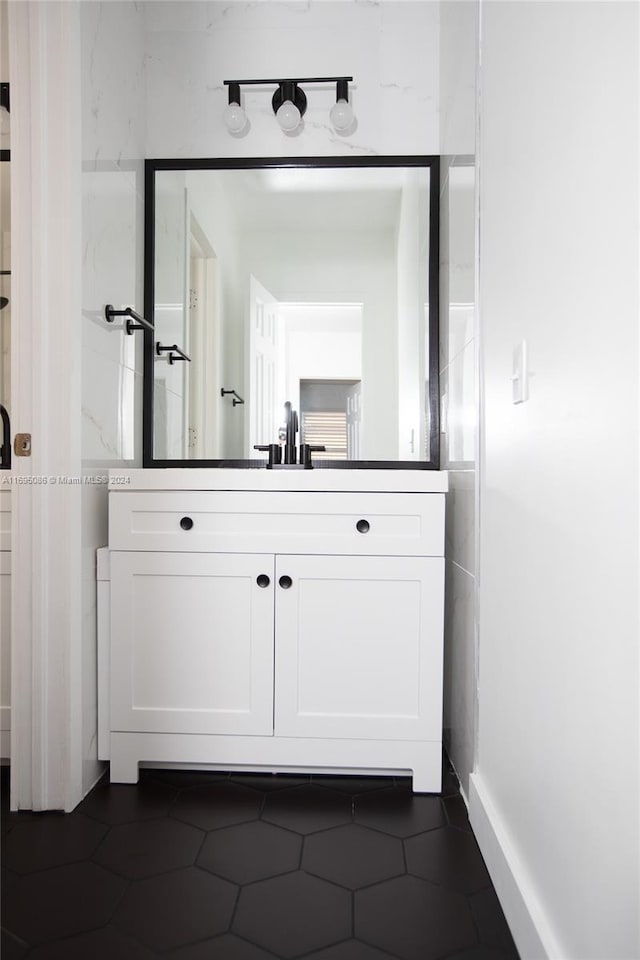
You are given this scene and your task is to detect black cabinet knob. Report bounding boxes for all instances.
[278,575,292,590]
[356,519,370,534]
[256,574,270,588]
[180,516,194,531]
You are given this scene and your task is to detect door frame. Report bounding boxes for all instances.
[8,1,83,811]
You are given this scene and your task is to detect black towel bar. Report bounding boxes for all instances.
[105,304,154,335]
[156,342,191,364]
[221,388,245,407]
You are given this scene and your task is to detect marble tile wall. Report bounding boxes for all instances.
[438,1,478,800]
[143,1,440,159]
[80,0,146,794]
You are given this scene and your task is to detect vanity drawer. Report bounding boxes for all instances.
[109,491,445,557]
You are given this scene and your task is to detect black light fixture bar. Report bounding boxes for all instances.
[224,76,352,86]
[223,76,355,135]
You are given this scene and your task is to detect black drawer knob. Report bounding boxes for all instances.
[356,519,370,534]
[256,574,270,588]
[180,516,194,531]
[278,575,292,590]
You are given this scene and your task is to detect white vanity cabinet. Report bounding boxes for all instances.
[109,551,275,737]
[99,475,447,792]
[274,553,444,743]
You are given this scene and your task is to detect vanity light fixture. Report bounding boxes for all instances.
[223,82,249,135]
[329,77,354,132]
[223,77,354,135]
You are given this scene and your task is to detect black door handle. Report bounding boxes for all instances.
[0,404,11,470]
[256,574,270,588]
[356,519,370,533]
[278,575,292,589]
[180,516,194,531]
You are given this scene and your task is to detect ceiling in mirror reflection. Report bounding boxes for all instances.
[186,168,407,233]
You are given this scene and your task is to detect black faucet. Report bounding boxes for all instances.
[254,402,325,468]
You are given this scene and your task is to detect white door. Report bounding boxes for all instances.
[274,554,444,741]
[110,551,275,736]
[188,255,219,458]
[346,381,362,459]
[188,213,219,459]
[248,275,280,454]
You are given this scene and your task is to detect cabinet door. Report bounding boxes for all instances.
[110,552,274,736]
[274,555,444,741]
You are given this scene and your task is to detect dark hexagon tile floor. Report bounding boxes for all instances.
[302,823,404,889]
[2,813,107,874]
[262,784,352,834]
[2,861,126,945]
[168,933,280,960]
[355,874,478,960]
[305,943,398,960]
[24,926,157,960]
[233,871,352,958]
[93,817,204,879]
[112,867,238,952]
[197,819,302,884]
[353,785,447,838]
[405,825,492,893]
[76,777,178,825]
[0,760,520,959]
[170,780,264,831]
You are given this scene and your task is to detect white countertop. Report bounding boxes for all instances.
[108,468,448,494]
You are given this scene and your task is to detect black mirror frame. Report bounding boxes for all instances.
[143,155,440,470]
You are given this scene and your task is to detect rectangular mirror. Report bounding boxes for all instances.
[144,157,440,469]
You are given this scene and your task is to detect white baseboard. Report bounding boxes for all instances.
[469,772,564,960]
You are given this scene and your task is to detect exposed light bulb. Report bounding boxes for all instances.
[223,101,248,134]
[330,98,354,133]
[276,100,301,133]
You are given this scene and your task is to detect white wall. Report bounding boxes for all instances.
[438,1,478,797]
[472,3,639,959]
[80,1,146,793]
[279,303,362,418]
